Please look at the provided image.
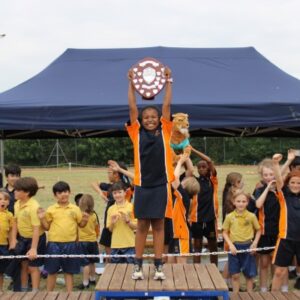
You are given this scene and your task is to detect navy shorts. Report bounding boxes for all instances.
[191,220,217,241]
[44,242,80,274]
[99,227,112,248]
[111,247,135,264]
[0,245,10,273]
[273,238,300,267]
[78,241,99,266]
[16,233,46,267]
[257,235,277,255]
[228,242,257,278]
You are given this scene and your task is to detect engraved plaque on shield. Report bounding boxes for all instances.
[131,57,166,100]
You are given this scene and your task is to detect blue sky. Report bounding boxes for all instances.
[1,0,300,92]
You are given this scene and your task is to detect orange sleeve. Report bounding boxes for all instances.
[125,120,140,142]
[161,116,173,134]
[211,175,219,218]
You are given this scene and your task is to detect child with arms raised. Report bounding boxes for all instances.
[127,67,174,280]
[223,191,261,292]
[38,181,89,292]
[271,154,300,291]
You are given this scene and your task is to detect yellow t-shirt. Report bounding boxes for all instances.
[107,202,136,249]
[223,210,260,243]
[78,212,99,242]
[46,202,82,242]
[14,197,43,238]
[0,210,13,245]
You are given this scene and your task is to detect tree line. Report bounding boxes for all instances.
[3,137,300,167]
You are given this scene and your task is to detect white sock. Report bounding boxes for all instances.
[89,276,96,281]
[281,285,288,292]
[83,280,89,286]
[289,266,296,271]
[297,272,300,278]
[260,287,268,292]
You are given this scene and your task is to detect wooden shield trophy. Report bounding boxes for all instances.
[131,57,167,100]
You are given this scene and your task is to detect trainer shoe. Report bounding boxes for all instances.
[132,264,144,280]
[76,283,89,290]
[294,278,300,290]
[153,265,166,280]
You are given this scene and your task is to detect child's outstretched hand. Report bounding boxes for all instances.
[37,207,46,219]
[272,153,282,163]
[287,149,297,161]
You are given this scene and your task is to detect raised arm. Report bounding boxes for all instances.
[255,180,276,209]
[91,182,108,203]
[172,154,188,190]
[128,69,139,124]
[162,67,172,121]
[281,149,296,181]
[108,160,134,180]
[272,153,284,192]
[184,157,195,177]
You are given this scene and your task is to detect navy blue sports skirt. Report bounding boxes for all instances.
[134,184,167,219]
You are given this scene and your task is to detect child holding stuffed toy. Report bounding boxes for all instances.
[127,66,174,280]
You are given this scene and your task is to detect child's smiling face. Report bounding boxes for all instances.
[233,194,249,213]
[261,167,275,184]
[0,194,9,211]
[141,108,159,131]
[288,176,300,194]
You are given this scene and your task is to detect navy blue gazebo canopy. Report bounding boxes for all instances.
[0,46,300,138]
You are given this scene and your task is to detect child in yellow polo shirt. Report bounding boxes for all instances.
[223,191,261,292]
[38,181,89,292]
[107,182,137,264]
[76,194,100,290]
[11,177,46,292]
[0,189,14,291]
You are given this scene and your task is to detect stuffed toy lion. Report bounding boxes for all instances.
[170,113,192,161]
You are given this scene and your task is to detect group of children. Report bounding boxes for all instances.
[0,66,300,294]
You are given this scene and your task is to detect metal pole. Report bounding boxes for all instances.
[56,139,59,167]
[0,140,4,188]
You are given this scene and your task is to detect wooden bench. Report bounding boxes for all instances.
[0,291,94,300]
[230,291,300,300]
[96,263,229,299]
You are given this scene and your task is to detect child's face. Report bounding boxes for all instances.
[107,168,118,183]
[0,194,9,211]
[233,194,249,212]
[261,167,275,184]
[141,108,159,131]
[6,174,20,188]
[55,190,71,204]
[197,161,209,176]
[288,176,300,194]
[14,189,30,201]
[112,189,126,204]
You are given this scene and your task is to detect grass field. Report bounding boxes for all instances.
[17,164,259,227]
